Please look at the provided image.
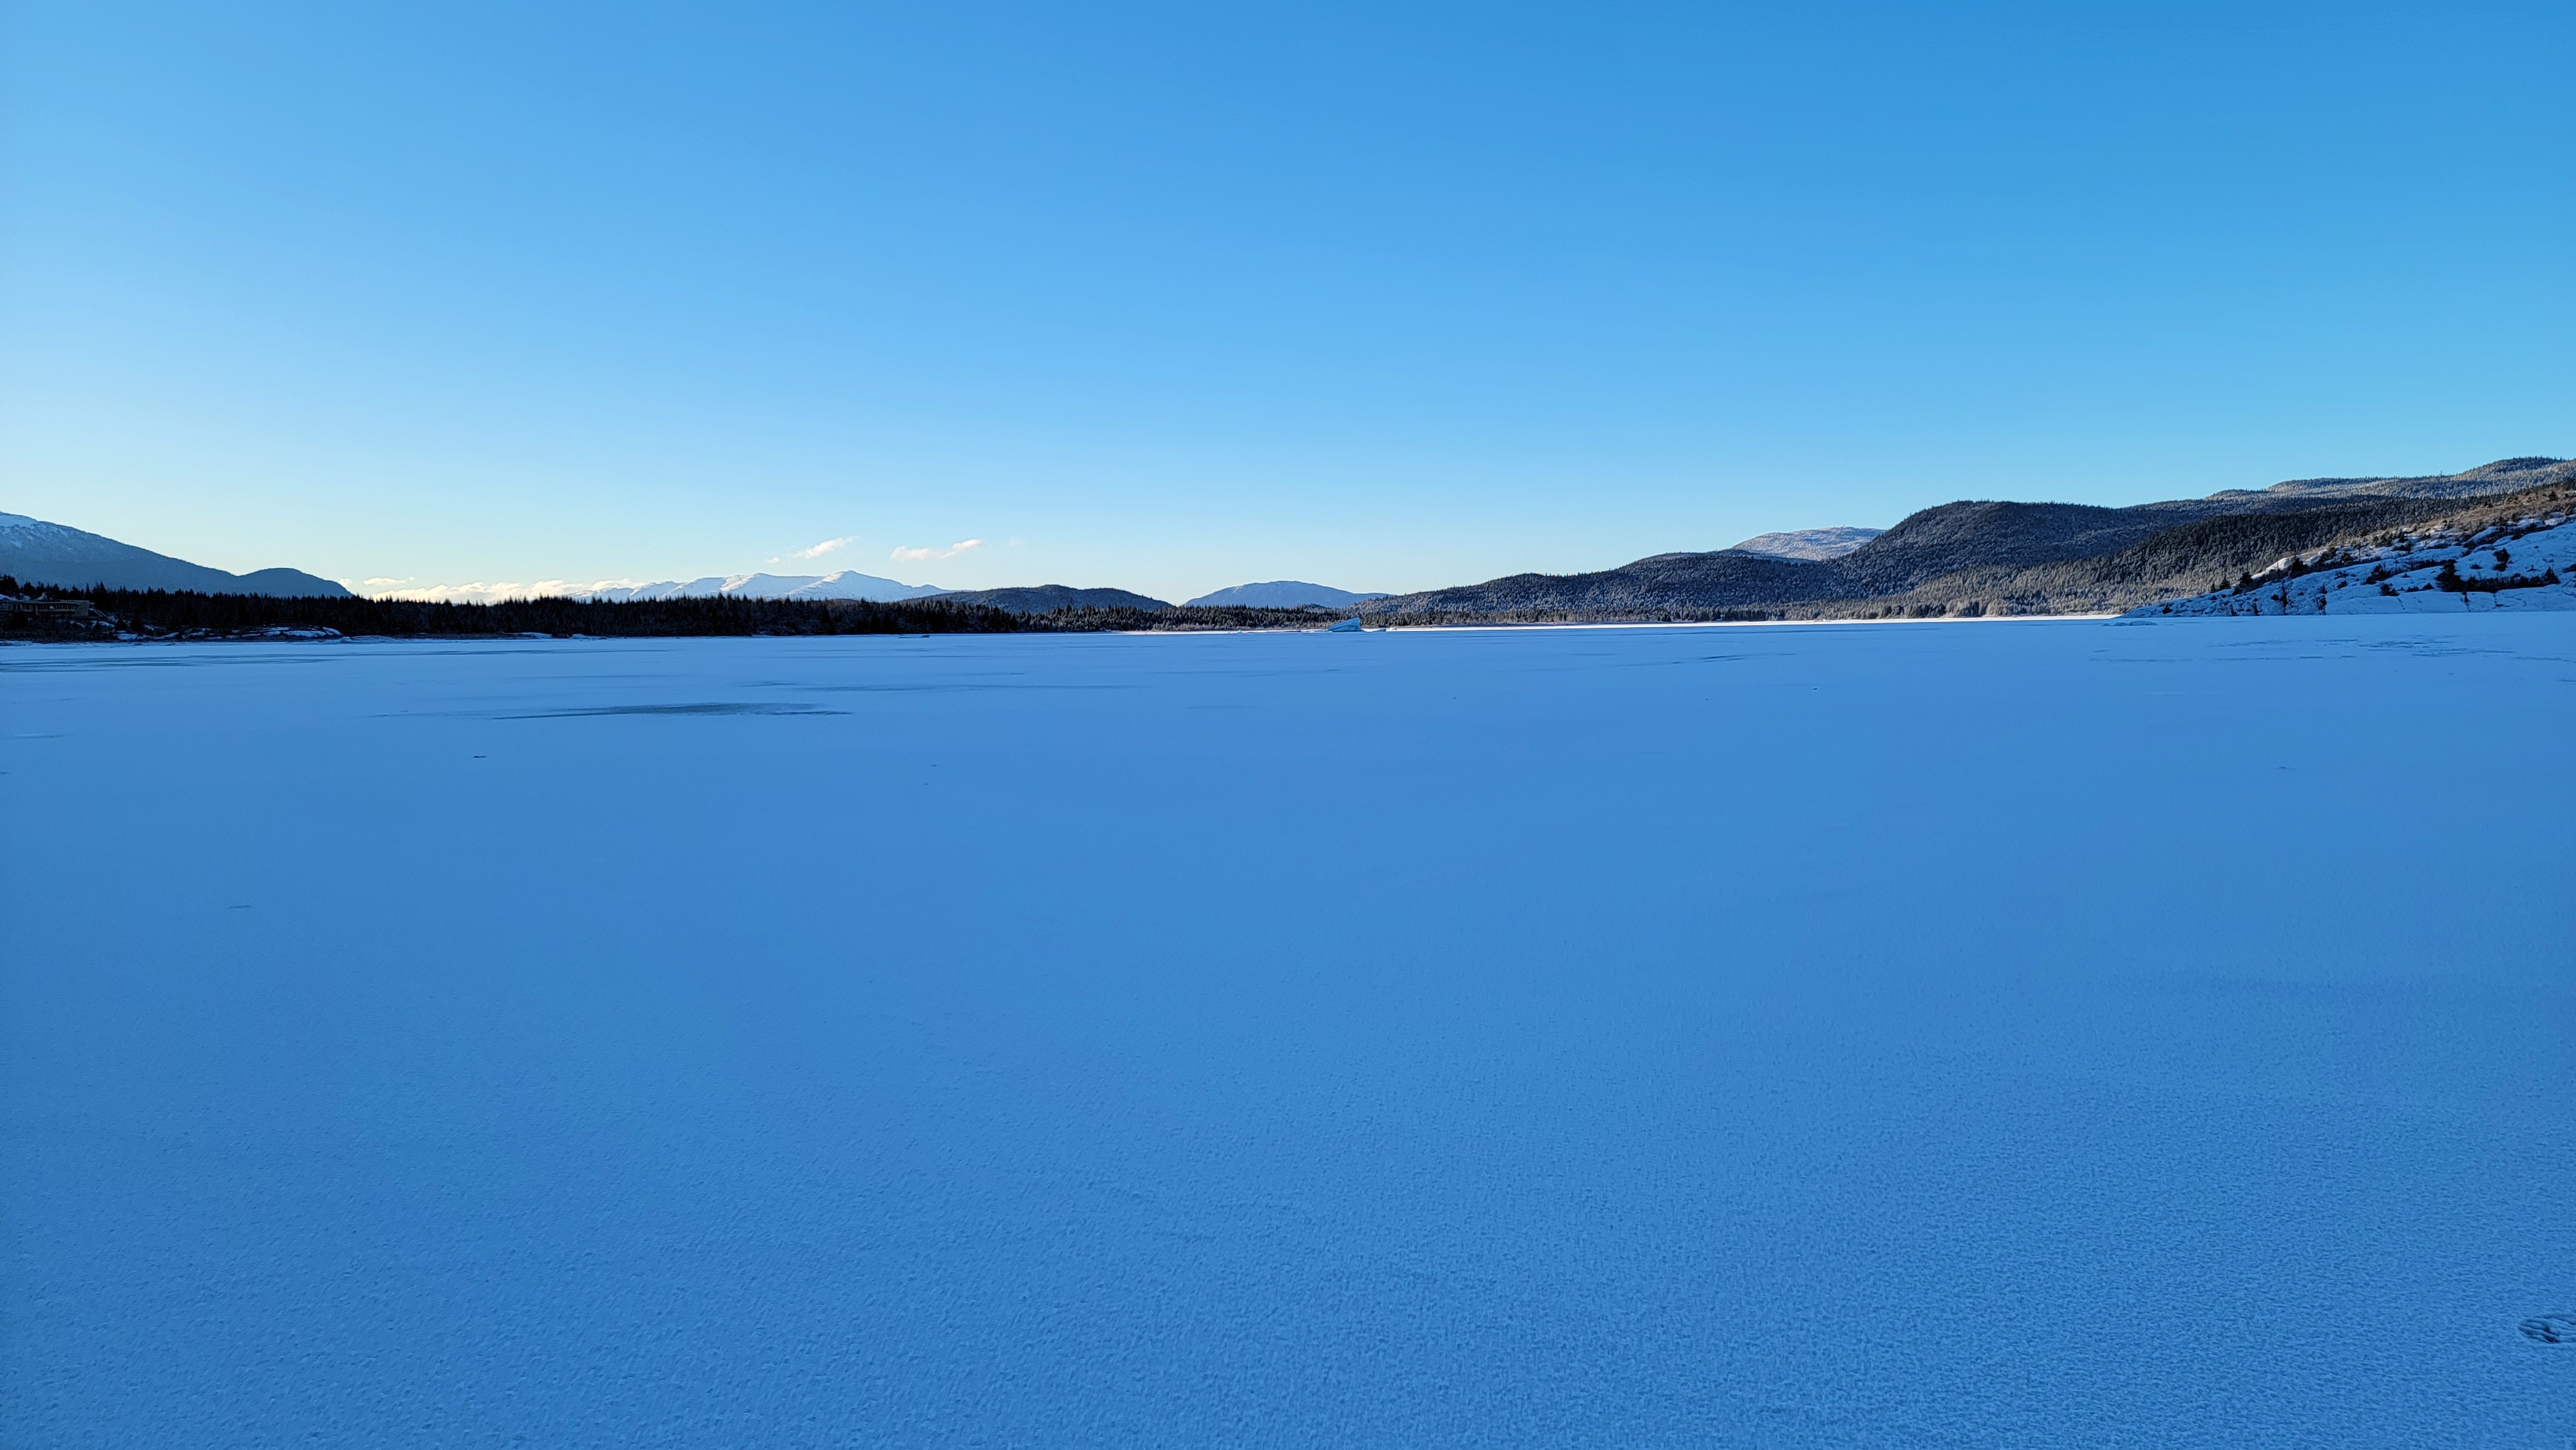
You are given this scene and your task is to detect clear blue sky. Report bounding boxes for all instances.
[3,1,2568,599]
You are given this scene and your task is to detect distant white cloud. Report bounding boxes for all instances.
[361,576,411,588]
[785,536,855,561]
[891,538,985,563]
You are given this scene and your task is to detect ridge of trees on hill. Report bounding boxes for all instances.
[1852,480,2575,619]
[0,581,1352,640]
[10,474,2570,641]
[1358,478,2576,623]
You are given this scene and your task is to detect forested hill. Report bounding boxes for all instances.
[2217,455,2576,504]
[0,512,352,596]
[1358,458,2573,622]
[927,585,1171,613]
[14,456,2571,636]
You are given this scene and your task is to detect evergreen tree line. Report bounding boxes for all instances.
[0,579,1354,639]
[2434,560,2563,594]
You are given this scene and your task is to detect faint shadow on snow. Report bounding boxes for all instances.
[2521,1315,2576,1344]
[495,702,849,719]
[785,681,1133,693]
[0,652,348,672]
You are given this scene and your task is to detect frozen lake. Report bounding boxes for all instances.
[5,619,2572,1447]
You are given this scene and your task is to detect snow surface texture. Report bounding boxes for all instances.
[1726,525,1884,561]
[5,621,2573,1448]
[2134,511,2575,617]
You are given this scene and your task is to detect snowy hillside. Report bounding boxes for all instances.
[2128,506,2574,616]
[1728,525,1884,560]
[0,511,351,596]
[1185,580,1388,608]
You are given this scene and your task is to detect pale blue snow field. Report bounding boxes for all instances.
[3,618,2571,1448]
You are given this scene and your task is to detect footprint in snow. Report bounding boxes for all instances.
[2519,1315,2575,1344]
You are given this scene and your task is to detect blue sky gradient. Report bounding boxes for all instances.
[4,0,2569,598]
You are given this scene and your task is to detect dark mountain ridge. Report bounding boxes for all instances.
[927,585,1171,614]
[2222,455,2576,503]
[1358,457,2570,620]
[0,511,352,597]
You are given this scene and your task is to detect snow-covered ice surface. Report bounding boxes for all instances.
[4,619,2572,1448]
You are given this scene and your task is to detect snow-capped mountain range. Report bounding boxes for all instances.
[580,570,946,603]
[375,570,947,605]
